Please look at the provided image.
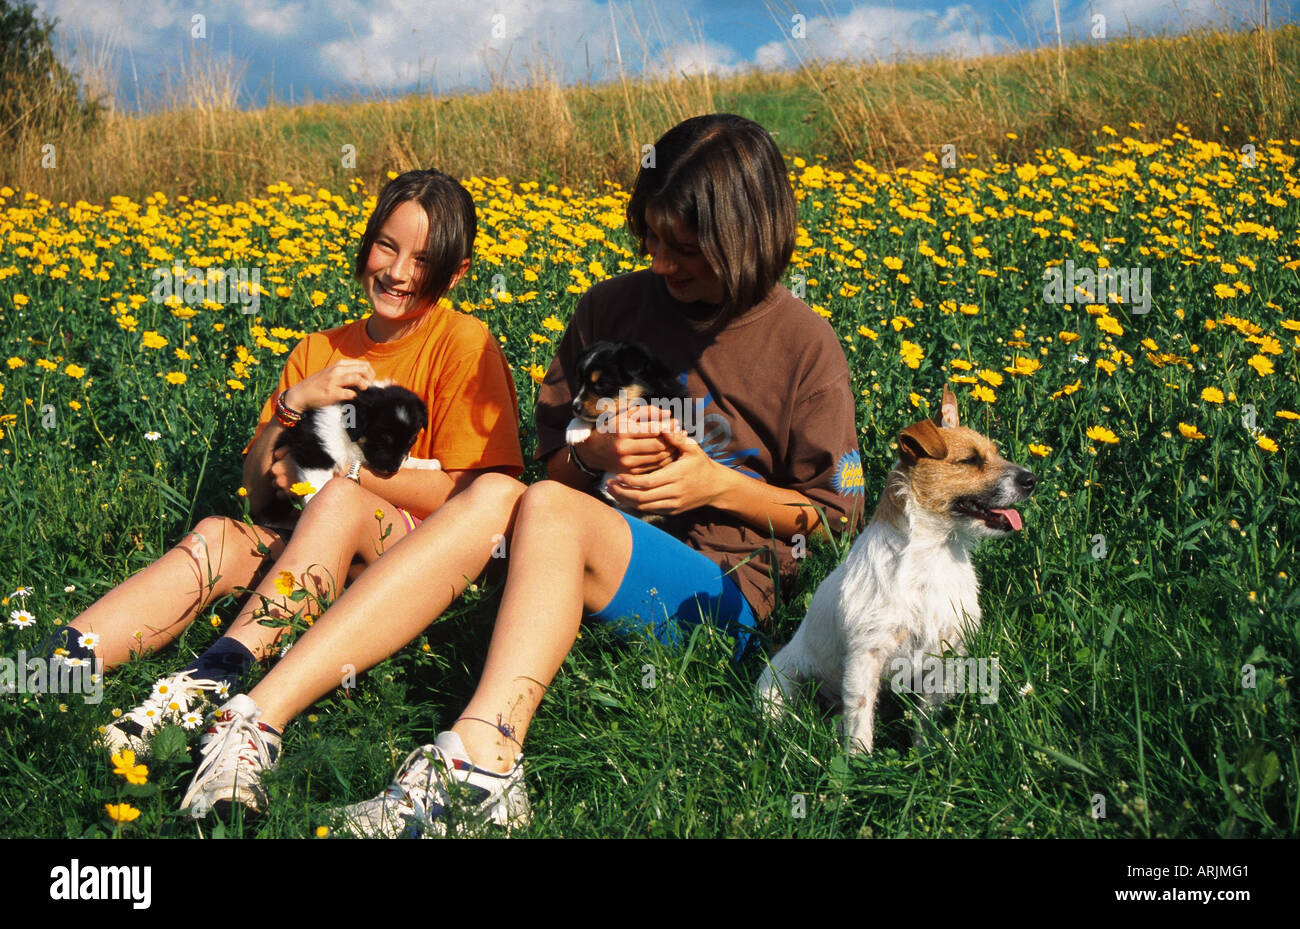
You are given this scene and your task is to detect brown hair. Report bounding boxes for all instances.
[627,114,797,328]
[353,169,477,309]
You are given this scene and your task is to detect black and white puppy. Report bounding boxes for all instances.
[282,380,440,503]
[565,341,690,517]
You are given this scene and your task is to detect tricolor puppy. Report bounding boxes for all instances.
[283,381,441,503]
[756,386,1035,753]
[565,340,690,517]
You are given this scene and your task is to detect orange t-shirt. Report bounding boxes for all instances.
[245,309,523,510]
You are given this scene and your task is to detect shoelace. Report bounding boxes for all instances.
[388,747,446,815]
[192,710,275,788]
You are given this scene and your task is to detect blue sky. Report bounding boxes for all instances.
[37,0,1291,108]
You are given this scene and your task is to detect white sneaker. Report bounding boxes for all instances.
[179,694,281,818]
[101,669,232,756]
[333,731,530,838]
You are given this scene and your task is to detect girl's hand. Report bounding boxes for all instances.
[605,425,733,515]
[576,404,678,475]
[269,445,300,496]
[281,360,376,412]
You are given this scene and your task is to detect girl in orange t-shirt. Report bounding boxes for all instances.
[56,171,523,792]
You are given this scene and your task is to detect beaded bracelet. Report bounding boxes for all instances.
[274,391,303,429]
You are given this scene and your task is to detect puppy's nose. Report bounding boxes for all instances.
[1015,469,1037,493]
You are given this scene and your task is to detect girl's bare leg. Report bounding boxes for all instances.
[248,473,526,730]
[68,517,286,669]
[450,480,634,773]
[218,477,420,660]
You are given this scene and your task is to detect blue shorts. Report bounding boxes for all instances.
[586,511,758,661]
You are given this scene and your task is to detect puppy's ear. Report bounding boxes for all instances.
[939,385,959,429]
[342,388,371,440]
[899,419,948,463]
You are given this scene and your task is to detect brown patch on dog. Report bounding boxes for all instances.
[907,425,1014,517]
[575,381,648,424]
[869,470,908,530]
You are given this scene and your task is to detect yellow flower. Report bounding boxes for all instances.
[977,369,1004,387]
[1178,423,1206,440]
[882,256,903,270]
[1276,410,1299,421]
[1058,331,1080,343]
[526,363,546,384]
[111,750,149,785]
[1257,436,1278,453]
[13,294,29,306]
[1201,387,1225,404]
[1212,283,1237,299]
[289,481,316,497]
[227,379,245,391]
[210,616,221,627]
[949,359,973,371]
[541,315,564,332]
[64,363,86,379]
[1246,355,1274,377]
[971,385,996,403]
[1004,357,1041,376]
[1095,315,1124,337]
[1086,426,1119,445]
[899,341,924,369]
[6,357,24,369]
[141,331,168,349]
[274,570,296,595]
[1051,380,1082,399]
[856,325,878,340]
[315,825,330,838]
[237,486,248,497]
[165,372,187,385]
[104,803,141,823]
[1028,444,1051,457]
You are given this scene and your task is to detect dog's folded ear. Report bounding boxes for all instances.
[939,385,960,429]
[899,419,948,463]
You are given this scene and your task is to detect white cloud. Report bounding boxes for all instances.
[754,4,1010,70]
[649,39,743,78]
[315,0,613,91]
[1090,0,1265,34]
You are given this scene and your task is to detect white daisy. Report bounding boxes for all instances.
[64,657,89,668]
[63,585,76,593]
[144,431,161,441]
[215,681,231,699]
[8,609,35,628]
[7,587,33,599]
[78,632,100,650]
[181,712,203,730]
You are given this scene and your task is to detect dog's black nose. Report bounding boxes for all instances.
[1016,469,1037,493]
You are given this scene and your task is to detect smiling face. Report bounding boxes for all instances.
[360,200,438,342]
[643,206,725,306]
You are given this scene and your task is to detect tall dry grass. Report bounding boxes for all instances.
[1,24,1295,204]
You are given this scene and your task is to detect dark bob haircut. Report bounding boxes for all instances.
[626,114,797,328]
[353,169,477,310]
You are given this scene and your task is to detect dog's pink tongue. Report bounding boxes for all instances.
[992,508,1023,531]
